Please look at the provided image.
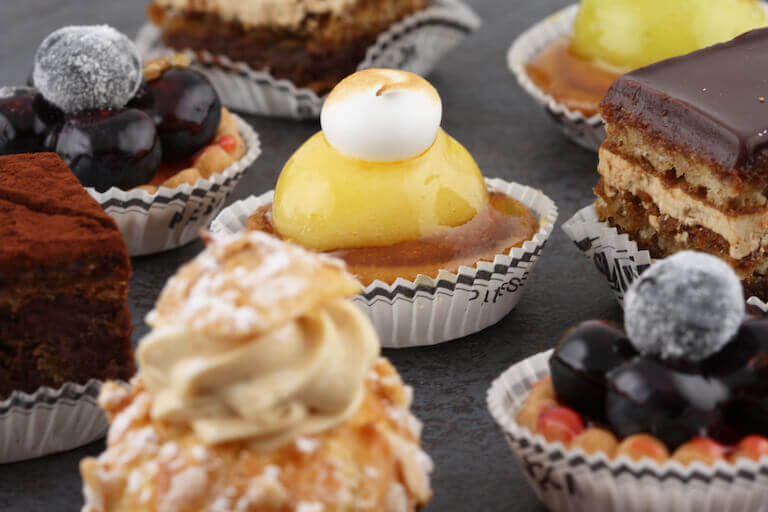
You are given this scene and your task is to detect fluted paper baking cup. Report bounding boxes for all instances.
[210,178,557,348]
[562,203,768,313]
[487,350,768,512]
[87,115,260,257]
[508,4,605,152]
[135,0,481,119]
[0,380,108,463]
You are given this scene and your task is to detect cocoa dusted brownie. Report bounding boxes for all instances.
[0,153,134,397]
[147,0,430,95]
[595,28,768,299]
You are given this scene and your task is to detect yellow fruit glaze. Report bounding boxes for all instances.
[272,129,488,251]
[571,0,767,71]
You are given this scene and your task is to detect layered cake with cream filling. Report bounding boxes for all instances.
[596,28,768,298]
[147,0,430,95]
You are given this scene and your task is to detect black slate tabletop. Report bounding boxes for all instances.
[0,0,623,509]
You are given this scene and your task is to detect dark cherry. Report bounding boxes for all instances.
[706,318,768,437]
[0,87,63,155]
[128,68,221,161]
[53,108,161,192]
[606,357,730,450]
[549,320,637,422]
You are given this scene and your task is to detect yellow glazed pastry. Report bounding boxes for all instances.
[273,69,488,251]
[250,69,540,285]
[80,231,433,512]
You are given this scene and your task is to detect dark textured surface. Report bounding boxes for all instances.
[0,0,622,510]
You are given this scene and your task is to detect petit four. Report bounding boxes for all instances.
[520,252,766,458]
[0,153,134,397]
[0,25,246,194]
[246,69,541,285]
[525,0,766,118]
[596,28,768,299]
[489,252,768,512]
[80,231,433,512]
[147,0,431,95]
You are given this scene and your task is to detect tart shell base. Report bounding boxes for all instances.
[211,178,558,348]
[487,350,768,512]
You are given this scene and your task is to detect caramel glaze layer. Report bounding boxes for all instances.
[247,191,540,285]
[526,37,619,118]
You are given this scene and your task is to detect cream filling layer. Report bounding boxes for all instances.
[598,148,768,260]
[155,0,357,29]
[137,298,380,449]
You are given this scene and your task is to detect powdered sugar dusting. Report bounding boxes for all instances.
[33,25,142,113]
[150,231,360,337]
[625,251,745,361]
[160,466,208,512]
[295,437,320,454]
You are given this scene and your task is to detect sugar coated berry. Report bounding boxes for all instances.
[624,251,744,362]
[33,25,142,114]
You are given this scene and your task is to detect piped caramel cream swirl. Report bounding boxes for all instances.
[137,231,380,448]
[138,298,379,448]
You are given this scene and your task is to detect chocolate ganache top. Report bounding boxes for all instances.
[600,28,768,181]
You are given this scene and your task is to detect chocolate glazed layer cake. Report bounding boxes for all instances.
[148,0,430,95]
[596,28,768,300]
[0,153,134,397]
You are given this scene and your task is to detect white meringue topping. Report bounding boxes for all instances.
[320,69,442,162]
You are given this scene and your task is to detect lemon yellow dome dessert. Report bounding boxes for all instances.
[525,0,767,117]
[248,68,540,285]
[80,231,433,512]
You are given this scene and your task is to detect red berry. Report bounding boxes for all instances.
[216,134,237,153]
[734,435,768,462]
[673,437,725,466]
[536,406,585,444]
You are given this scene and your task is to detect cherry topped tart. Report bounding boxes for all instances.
[0,25,244,193]
[525,0,767,117]
[247,69,540,285]
[518,251,768,466]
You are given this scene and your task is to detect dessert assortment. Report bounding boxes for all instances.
[564,27,768,308]
[509,0,767,150]
[81,231,433,512]
[211,68,557,347]
[489,252,768,512]
[3,2,768,511]
[135,0,481,117]
[0,24,260,255]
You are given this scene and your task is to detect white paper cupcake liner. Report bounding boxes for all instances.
[86,115,261,257]
[562,203,768,313]
[508,4,605,152]
[487,350,768,512]
[0,380,109,463]
[210,178,558,348]
[135,0,481,119]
